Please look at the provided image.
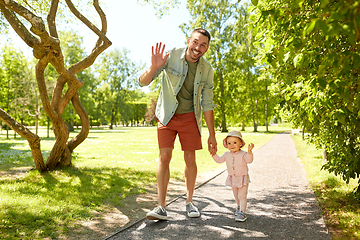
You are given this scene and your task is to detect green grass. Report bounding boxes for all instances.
[0,125,287,239]
[291,134,360,240]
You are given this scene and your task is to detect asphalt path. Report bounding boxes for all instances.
[107,132,331,240]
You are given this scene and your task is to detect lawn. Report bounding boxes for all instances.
[291,134,360,240]
[0,125,286,239]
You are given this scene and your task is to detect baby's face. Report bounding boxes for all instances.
[226,136,242,153]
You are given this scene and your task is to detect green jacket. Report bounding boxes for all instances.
[139,47,216,134]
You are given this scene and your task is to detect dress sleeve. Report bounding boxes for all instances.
[212,153,226,164]
[244,152,254,164]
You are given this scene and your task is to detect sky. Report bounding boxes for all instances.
[94,0,191,66]
[1,0,191,68]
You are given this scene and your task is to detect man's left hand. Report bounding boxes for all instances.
[208,135,217,155]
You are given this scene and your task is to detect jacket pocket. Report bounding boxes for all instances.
[167,67,181,77]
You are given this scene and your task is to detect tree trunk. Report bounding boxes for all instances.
[256,99,259,128]
[356,179,360,197]
[35,89,39,135]
[35,114,39,135]
[252,107,257,132]
[323,147,328,162]
[110,108,115,129]
[47,117,50,138]
[265,85,269,132]
[302,125,305,140]
[219,70,228,133]
[250,86,257,132]
[67,92,90,153]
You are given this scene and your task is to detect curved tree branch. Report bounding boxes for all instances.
[50,76,66,111]
[0,3,41,48]
[93,0,108,48]
[47,0,60,38]
[65,0,111,45]
[35,52,58,120]
[62,0,112,156]
[67,92,90,152]
[65,0,112,75]
[0,108,46,170]
[0,0,49,42]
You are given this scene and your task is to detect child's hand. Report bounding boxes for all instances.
[248,143,254,153]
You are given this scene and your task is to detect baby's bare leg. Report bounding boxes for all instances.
[231,187,240,206]
[238,184,249,212]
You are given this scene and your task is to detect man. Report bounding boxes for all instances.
[139,28,217,220]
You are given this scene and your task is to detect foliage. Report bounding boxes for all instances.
[253,0,360,193]
[182,1,278,132]
[138,0,180,17]
[93,48,145,128]
[0,44,34,131]
[182,0,242,132]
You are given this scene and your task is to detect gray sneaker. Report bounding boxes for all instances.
[235,211,247,222]
[186,202,200,218]
[146,206,167,220]
[235,206,241,215]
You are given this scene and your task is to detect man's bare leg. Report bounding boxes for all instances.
[184,150,200,217]
[184,150,197,203]
[157,148,173,207]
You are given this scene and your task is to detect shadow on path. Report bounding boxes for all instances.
[107,133,331,240]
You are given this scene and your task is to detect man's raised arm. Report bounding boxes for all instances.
[139,42,169,86]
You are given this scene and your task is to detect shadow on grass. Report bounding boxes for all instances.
[0,166,157,240]
[312,178,360,240]
[0,142,34,170]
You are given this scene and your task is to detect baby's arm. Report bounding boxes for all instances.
[212,153,226,164]
[248,143,254,153]
[245,143,254,163]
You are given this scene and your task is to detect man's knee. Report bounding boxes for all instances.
[159,148,173,165]
[184,151,196,166]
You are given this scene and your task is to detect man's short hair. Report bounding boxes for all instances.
[193,28,211,42]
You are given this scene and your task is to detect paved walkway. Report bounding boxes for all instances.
[107,133,331,240]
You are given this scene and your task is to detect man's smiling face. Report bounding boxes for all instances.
[186,32,209,63]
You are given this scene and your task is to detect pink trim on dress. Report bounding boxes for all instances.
[225,175,250,188]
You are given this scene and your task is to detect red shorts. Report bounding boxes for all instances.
[157,112,202,151]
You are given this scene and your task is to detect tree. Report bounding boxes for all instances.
[0,0,111,170]
[94,48,144,129]
[59,30,95,132]
[0,44,32,138]
[253,0,360,194]
[182,0,241,132]
[182,1,267,132]
[235,5,263,132]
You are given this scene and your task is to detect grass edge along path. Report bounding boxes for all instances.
[0,126,284,239]
[291,134,360,240]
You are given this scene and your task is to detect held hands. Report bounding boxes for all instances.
[208,135,218,156]
[151,42,169,70]
[248,143,254,153]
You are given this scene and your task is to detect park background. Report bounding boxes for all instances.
[0,0,359,239]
